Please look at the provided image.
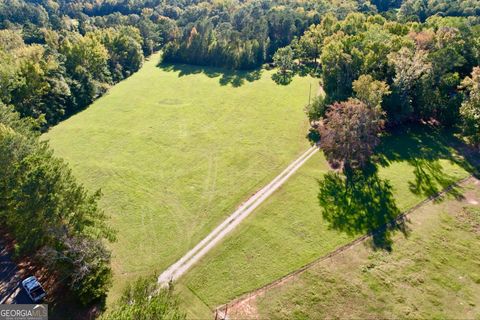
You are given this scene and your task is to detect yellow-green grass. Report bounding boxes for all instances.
[253,179,480,319]
[44,53,318,303]
[179,127,473,317]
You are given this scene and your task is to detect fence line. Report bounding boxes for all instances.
[215,174,476,318]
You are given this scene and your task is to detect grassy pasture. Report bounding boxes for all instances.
[252,179,480,319]
[44,53,318,303]
[179,127,473,317]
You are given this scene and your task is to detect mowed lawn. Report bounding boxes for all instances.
[179,127,474,318]
[252,179,480,319]
[44,53,317,302]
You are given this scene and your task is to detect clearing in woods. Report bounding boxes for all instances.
[44,52,318,303]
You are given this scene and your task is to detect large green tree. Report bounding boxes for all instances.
[273,46,294,74]
[352,74,391,109]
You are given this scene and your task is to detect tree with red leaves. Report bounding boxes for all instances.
[320,98,385,170]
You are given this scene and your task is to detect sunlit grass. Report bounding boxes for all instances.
[179,127,471,316]
[44,53,317,303]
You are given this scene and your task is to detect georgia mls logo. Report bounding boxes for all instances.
[32,305,47,317]
[0,304,48,320]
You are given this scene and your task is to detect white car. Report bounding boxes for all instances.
[21,276,46,303]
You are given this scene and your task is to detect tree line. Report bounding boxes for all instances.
[0,104,114,304]
[161,0,369,69]
[0,0,171,129]
[0,27,146,129]
[286,13,480,169]
[1,0,479,128]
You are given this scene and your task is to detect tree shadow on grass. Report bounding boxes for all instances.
[374,125,475,201]
[442,131,480,179]
[318,164,409,251]
[158,62,262,88]
[317,125,479,251]
[407,158,464,201]
[296,62,321,78]
[271,71,293,86]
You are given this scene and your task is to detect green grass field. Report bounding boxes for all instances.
[251,179,480,319]
[45,52,478,317]
[44,53,318,303]
[179,128,473,318]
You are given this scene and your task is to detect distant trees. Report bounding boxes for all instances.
[294,22,327,64]
[0,4,148,129]
[319,99,385,170]
[388,47,432,122]
[162,0,361,69]
[398,0,480,22]
[0,105,115,304]
[101,275,186,320]
[292,12,480,158]
[460,67,480,149]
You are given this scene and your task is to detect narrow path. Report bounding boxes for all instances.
[158,146,319,285]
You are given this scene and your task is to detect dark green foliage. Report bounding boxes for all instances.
[101,276,186,320]
[371,0,403,12]
[162,0,361,69]
[293,12,479,132]
[460,67,480,148]
[0,104,115,304]
[305,95,327,123]
[0,3,148,128]
[399,0,480,22]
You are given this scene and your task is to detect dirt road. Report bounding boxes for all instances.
[158,146,318,285]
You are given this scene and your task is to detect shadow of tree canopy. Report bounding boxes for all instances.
[271,71,293,85]
[296,62,321,78]
[407,158,464,200]
[270,63,321,86]
[375,125,476,201]
[317,125,479,251]
[158,62,262,87]
[318,165,409,251]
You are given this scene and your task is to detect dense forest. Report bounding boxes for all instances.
[295,12,480,166]
[1,0,480,315]
[1,0,479,128]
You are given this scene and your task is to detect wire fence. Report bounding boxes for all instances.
[214,174,477,319]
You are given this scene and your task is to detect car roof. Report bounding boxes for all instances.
[22,276,40,290]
